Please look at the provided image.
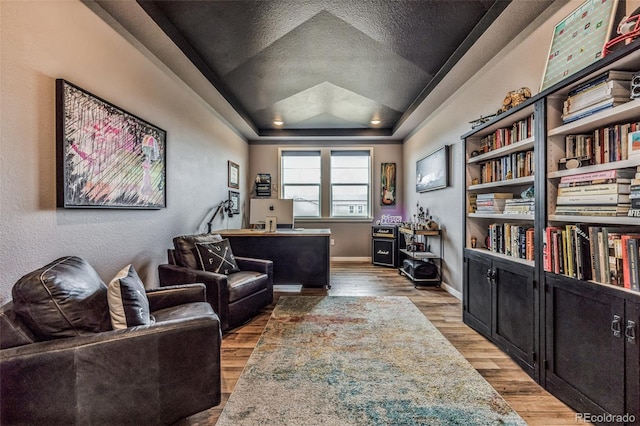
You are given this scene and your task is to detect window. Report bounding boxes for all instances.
[281,150,321,217]
[279,148,372,220]
[330,150,370,218]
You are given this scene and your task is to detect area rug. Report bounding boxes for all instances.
[217,296,525,425]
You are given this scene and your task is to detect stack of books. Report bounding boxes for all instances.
[555,169,636,217]
[561,70,633,124]
[476,193,513,213]
[628,166,640,217]
[544,225,640,290]
[503,198,535,215]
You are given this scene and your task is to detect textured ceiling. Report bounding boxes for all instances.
[136,0,510,137]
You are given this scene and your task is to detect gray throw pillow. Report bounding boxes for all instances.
[195,239,240,275]
[107,264,153,329]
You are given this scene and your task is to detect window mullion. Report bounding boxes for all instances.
[321,149,331,218]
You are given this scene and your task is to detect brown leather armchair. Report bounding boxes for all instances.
[0,256,221,425]
[158,233,274,331]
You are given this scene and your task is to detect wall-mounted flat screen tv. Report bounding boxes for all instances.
[416,145,449,193]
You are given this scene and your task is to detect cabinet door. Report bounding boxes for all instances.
[626,301,640,420]
[545,274,625,417]
[492,259,536,376]
[463,251,492,338]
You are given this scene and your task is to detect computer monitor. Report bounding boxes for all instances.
[249,198,294,228]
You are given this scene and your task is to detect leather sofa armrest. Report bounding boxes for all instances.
[158,264,230,330]
[0,313,221,425]
[146,283,206,312]
[235,257,273,276]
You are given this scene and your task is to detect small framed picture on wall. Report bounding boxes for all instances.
[228,161,240,189]
[229,190,240,214]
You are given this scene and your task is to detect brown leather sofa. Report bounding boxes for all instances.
[158,233,273,331]
[0,256,221,425]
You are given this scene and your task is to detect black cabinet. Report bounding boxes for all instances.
[492,256,536,374]
[545,273,639,423]
[463,250,492,337]
[464,249,537,378]
[626,301,640,422]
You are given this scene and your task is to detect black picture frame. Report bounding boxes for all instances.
[229,190,240,214]
[56,79,166,209]
[416,145,449,192]
[228,161,240,189]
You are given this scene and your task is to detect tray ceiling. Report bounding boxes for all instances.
[136,0,510,138]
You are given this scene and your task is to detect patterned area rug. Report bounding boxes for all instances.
[217,296,525,425]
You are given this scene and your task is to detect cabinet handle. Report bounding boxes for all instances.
[486,268,492,284]
[611,315,622,338]
[626,320,636,344]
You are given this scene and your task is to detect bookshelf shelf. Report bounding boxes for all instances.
[468,213,535,221]
[466,247,535,267]
[548,215,639,225]
[468,137,535,164]
[547,157,640,179]
[468,175,534,190]
[547,99,640,136]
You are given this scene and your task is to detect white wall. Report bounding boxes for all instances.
[0,1,248,303]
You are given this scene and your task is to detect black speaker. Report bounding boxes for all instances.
[631,72,640,99]
[372,238,396,267]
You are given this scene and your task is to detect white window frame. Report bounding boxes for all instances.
[329,149,372,219]
[279,148,322,218]
[278,147,373,222]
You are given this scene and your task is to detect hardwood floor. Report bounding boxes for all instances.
[178,262,580,426]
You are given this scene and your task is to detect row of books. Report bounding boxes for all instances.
[487,223,534,260]
[563,121,640,165]
[479,149,534,184]
[564,133,593,159]
[544,225,640,291]
[561,70,634,124]
[554,168,636,217]
[479,114,534,153]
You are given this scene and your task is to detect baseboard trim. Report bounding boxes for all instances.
[331,257,371,262]
[441,282,462,300]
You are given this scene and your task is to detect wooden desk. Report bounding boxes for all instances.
[213,229,331,288]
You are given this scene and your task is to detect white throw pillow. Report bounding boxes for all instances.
[107,264,153,329]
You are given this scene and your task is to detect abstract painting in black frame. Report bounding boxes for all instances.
[56,79,166,209]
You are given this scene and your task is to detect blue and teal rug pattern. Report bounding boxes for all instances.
[217,296,526,425]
